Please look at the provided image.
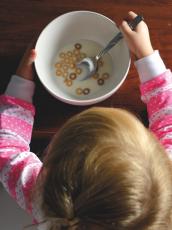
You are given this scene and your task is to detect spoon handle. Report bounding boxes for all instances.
[128,15,144,30]
[96,15,144,60]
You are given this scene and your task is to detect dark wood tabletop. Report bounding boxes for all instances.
[1,0,172,140]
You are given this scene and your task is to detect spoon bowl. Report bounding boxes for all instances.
[77,56,98,80]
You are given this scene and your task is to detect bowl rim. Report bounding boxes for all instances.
[35,10,131,106]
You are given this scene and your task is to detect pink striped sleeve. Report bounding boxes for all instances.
[140,70,172,158]
[0,95,42,219]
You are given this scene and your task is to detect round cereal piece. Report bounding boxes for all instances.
[83,88,90,95]
[63,65,69,71]
[69,59,74,64]
[56,70,62,76]
[67,51,72,57]
[63,69,68,75]
[69,72,77,80]
[55,62,62,68]
[64,58,70,64]
[63,72,68,78]
[59,52,65,58]
[98,59,104,67]
[75,68,82,75]
[76,88,83,95]
[76,56,82,62]
[65,79,73,87]
[69,63,76,69]
[73,49,80,55]
[102,72,110,79]
[80,53,87,59]
[97,78,105,85]
[92,72,99,79]
[61,60,66,67]
[72,56,77,62]
[74,43,82,49]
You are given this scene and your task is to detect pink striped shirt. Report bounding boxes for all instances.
[0,95,43,223]
[1,69,172,224]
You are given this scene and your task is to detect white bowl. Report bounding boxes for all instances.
[35,11,130,106]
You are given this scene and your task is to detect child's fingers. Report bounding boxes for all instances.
[128,11,138,19]
[120,20,133,35]
[123,11,138,24]
[16,39,38,80]
[120,11,139,35]
[28,49,37,65]
[125,11,145,33]
[22,49,37,66]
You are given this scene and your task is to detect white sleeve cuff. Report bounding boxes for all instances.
[134,50,167,83]
[5,75,35,103]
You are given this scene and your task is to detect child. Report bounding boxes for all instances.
[1,11,172,230]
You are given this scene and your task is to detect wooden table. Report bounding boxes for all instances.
[1,0,172,142]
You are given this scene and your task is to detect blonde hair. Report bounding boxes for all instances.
[38,107,172,229]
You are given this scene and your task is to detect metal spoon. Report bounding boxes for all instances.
[77,15,143,81]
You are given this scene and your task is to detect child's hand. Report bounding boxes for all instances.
[120,11,154,59]
[16,46,36,81]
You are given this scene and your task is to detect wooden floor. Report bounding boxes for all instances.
[1,0,172,150]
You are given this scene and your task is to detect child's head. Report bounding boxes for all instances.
[39,107,172,230]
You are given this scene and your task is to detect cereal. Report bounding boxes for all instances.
[76,56,82,62]
[102,72,110,79]
[69,59,74,64]
[69,73,77,80]
[69,63,76,69]
[63,72,68,78]
[72,56,77,62]
[80,53,87,59]
[74,43,82,49]
[63,65,68,71]
[59,52,65,58]
[75,68,82,75]
[83,88,90,95]
[92,73,99,79]
[61,60,65,66]
[56,70,62,76]
[76,88,83,95]
[97,78,105,85]
[55,40,112,97]
[64,58,70,64]
[67,51,72,57]
[98,59,104,67]
[55,62,61,68]
[73,49,80,55]
[65,79,73,87]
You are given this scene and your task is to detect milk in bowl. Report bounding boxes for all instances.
[53,39,113,100]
